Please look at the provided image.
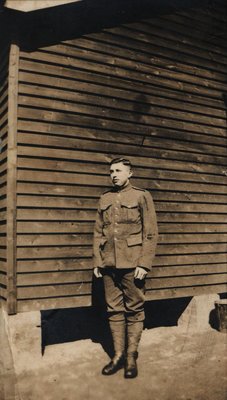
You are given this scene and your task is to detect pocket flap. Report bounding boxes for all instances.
[100,202,112,211]
[127,233,142,246]
[121,200,138,209]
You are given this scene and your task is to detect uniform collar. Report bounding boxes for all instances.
[112,182,132,193]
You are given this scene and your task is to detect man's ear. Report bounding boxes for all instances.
[129,169,133,178]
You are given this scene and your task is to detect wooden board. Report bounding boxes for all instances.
[18,101,227,139]
[16,232,227,246]
[18,82,227,129]
[16,252,227,272]
[17,264,227,285]
[0,42,9,305]
[16,221,227,234]
[18,71,227,120]
[19,60,226,114]
[16,274,227,299]
[6,44,19,314]
[17,283,227,312]
[14,4,227,311]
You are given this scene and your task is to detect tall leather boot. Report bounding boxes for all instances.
[102,319,126,375]
[125,321,143,379]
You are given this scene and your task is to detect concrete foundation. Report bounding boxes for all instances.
[0,304,20,400]
[177,294,220,332]
[1,294,226,400]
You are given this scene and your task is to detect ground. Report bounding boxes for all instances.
[0,301,226,400]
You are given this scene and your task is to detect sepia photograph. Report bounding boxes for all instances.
[0,0,227,399]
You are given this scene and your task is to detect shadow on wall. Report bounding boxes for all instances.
[40,278,193,355]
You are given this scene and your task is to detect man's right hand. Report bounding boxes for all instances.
[94,267,103,278]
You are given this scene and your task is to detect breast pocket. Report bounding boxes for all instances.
[120,201,140,223]
[100,203,112,225]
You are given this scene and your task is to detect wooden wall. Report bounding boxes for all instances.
[0,42,9,303]
[13,4,227,312]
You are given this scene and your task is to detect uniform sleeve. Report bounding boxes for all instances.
[138,191,158,270]
[93,199,104,269]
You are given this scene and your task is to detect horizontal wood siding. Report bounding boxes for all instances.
[16,4,227,311]
[0,43,9,302]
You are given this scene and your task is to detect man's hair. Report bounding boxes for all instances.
[110,157,132,169]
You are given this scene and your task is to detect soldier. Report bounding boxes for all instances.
[93,157,158,378]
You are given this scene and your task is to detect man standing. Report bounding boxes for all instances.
[93,157,158,378]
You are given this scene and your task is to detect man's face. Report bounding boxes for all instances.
[110,162,132,188]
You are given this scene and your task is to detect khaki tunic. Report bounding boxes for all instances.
[93,183,158,270]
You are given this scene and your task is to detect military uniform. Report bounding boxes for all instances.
[93,181,158,378]
[93,182,158,271]
[93,182,158,319]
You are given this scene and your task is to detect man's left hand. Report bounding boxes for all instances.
[134,266,148,280]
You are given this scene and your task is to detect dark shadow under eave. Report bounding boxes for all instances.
[1,0,220,51]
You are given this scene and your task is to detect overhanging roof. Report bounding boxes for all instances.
[1,0,225,51]
[4,0,80,12]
